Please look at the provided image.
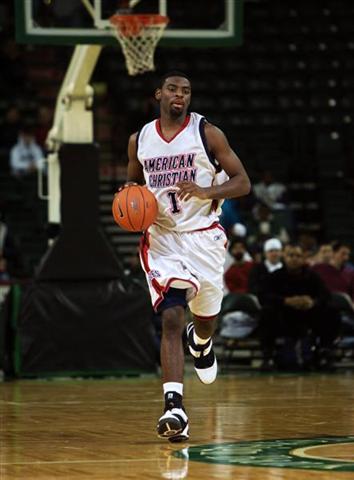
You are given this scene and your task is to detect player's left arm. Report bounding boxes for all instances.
[177,123,251,201]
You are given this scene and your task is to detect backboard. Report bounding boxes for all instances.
[15,0,243,47]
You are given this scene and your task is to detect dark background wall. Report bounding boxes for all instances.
[0,0,353,274]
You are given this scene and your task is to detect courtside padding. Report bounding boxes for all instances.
[1,144,158,377]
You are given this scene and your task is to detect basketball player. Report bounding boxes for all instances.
[124,71,250,442]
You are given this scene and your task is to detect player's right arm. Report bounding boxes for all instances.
[126,132,145,185]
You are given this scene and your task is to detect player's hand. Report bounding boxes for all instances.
[118,181,138,192]
[176,181,209,201]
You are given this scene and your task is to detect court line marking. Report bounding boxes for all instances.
[291,443,354,463]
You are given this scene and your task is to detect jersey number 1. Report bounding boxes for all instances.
[167,191,181,214]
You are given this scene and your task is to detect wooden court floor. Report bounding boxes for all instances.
[1,372,354,479]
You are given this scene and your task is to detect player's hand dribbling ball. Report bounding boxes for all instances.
[112,185,158,232]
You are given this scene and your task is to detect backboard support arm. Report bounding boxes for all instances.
[46,44,102,227]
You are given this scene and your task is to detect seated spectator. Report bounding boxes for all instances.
[247,203,290,248]
[34,106,53,150]
[259,244,340,370]
[223,228,253,276]
[248,238,283,298]
[310,243,333,266]
[298,232,318,265]
[9,127,44,177]
[253,170,288,211]
[224,238,254,294]
[0,105,22,151]
[312,241,354,302]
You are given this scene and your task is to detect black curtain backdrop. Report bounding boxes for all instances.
[18,279,157,375]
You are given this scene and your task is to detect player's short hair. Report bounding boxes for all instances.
[158,70,191,88]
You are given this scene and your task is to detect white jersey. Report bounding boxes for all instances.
[137,112,228,232]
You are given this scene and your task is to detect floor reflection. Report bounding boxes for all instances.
[158,446,189,480]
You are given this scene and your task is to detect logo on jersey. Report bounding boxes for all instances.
[148,269,161,280]
[143,153,197,189]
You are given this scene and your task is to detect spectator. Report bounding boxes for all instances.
[259,244,340,370]
[248,238,283,298]
[34,106,53,150]
[248,243,264,265]
[9,127,44,177]
[247,203,290,248]
[0,105,22,153]
[223,227,252,275]
[312,241,354,302]
[313,243,334,265]
[224,238,254,294]
[253,170,288,211]
[298,232,318,265]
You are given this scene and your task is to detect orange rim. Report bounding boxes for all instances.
[110,14,169,27]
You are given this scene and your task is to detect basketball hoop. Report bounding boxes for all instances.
[109,14,169,76]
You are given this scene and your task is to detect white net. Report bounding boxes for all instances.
[110,15,169,76]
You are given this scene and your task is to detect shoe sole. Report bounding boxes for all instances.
[168,430,189,443]
[157,417,182,438]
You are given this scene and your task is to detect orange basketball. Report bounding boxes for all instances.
[112,185,158,232]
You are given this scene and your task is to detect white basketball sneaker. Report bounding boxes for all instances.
[186,322,217,384]
[157,407,189,443]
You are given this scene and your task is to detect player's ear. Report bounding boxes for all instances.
[155,88,161,101]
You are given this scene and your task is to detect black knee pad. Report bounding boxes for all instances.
[157,287,188,313]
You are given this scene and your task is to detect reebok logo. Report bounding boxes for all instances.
[148,269,161,280]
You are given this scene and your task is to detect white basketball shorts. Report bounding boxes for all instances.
[139,222,227,318]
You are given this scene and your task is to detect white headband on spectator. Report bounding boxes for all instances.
[264,238,282,252]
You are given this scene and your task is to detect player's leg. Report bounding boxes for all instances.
[139,227,200,440]
[193,315,218,339]
[157,289,189,442]
[187,315,218,384]
[184,226,227,384]
[160,305,185,384]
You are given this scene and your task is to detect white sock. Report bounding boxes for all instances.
[163,382,183,396]
[193,331,210,346]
